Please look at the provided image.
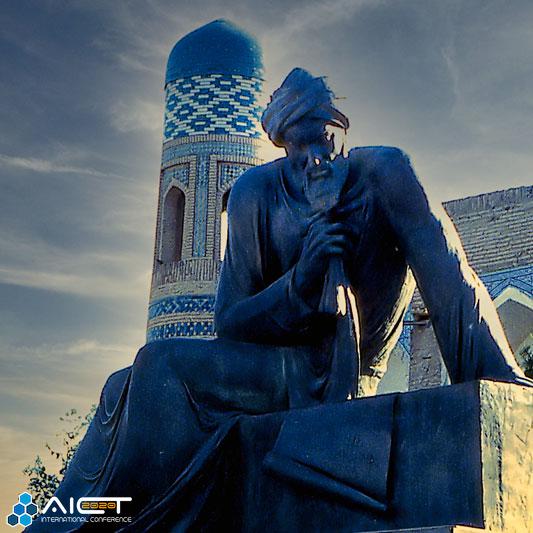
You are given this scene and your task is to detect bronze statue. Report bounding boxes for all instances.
[28,67,530,532]
[216,67,530,396]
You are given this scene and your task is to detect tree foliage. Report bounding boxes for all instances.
[520,344,533,379]
[23,405,97,509]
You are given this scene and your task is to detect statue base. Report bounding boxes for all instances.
[225,380,531,532]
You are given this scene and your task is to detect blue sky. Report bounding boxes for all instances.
[1,0,532,513]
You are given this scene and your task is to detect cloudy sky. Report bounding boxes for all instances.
[1,0,532,513]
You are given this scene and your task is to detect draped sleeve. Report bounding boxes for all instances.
[357,146,523,382]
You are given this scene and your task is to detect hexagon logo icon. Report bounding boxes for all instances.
[13,504,24,516]
[18,493,32,506]
[6,492,38,528]
[19,514,32,527]
[26,503,38,516]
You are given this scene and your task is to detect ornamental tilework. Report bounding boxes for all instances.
[194,155,210,257]
[219,163,250,190]
[151,136,262,332]
[480,265,533,299]
[159,137,260,261]
[399,308,414,354]
[148,295,215,319]
[162,137,260,165]
[162,164,189,190]
[164,74,263,140]
[147,321,214,341]
[399,264,533,357]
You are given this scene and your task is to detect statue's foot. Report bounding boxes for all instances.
[511,374,533,388]
[478,361,533,388]
[493,373,533,388]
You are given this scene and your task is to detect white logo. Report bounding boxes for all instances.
[42,496,132,515]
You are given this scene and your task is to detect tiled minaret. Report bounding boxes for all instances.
[147,20,264,342]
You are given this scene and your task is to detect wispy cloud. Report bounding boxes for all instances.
[109,99,164,133]
[0,154,124,180]
[0,265,149,300]
[116,52,163,74]
[441,43,461,107]
[0,338,140,411]
[88,2,185,75]
[277,0,377,38]
[0,229,151,300]
[91,33,165,75]
[0,338,137,372]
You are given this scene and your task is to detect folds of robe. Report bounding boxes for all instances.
[28,337,345,532]
[263,393,395,511]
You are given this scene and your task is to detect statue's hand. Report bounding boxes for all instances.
[293,218,351,308]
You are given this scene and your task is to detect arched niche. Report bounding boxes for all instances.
[220,189,230,261]
[160,186,185,264]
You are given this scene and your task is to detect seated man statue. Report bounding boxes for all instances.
[216,67,529,397]
[28,68,529,532]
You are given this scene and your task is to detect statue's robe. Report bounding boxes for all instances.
[28,147,524,532]
[216,147,522,387]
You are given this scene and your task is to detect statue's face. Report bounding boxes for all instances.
[284,116,346,172]
[284,116,348,209]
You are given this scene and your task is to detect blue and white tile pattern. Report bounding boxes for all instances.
[164,74,262,140]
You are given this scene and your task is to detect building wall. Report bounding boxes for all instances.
[147,135,262,341]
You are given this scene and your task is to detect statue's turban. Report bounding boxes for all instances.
[261,68,349,148]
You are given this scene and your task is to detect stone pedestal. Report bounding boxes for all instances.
[477,381,531,532]
[224,380,531,532]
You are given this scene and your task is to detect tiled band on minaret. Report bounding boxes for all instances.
[147,20,264,342]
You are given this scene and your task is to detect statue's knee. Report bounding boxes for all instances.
[102,366,130,392]
[132,342,167,374]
